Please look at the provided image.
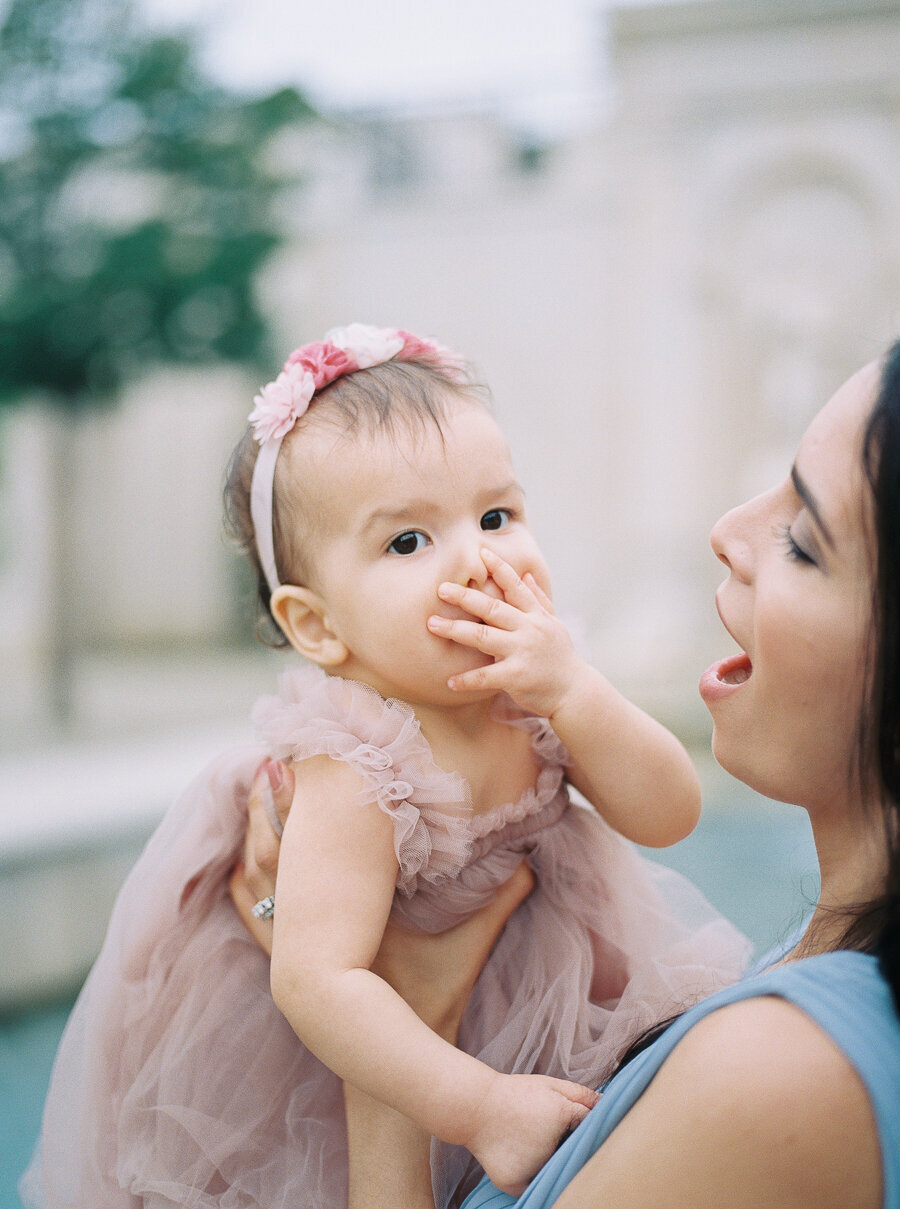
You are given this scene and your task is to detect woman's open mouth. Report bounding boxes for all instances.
[699,652,753,702]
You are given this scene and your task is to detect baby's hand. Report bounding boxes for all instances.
[467,1071,599,1197]
[427,549,587,718]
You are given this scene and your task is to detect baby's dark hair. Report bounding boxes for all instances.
[224,355,487,646]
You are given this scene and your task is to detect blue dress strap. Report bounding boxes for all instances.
[462,951,900,1209]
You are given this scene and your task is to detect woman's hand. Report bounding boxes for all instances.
[372,860,535,1042]
[229,759,293,955]
[231,758,536,1047]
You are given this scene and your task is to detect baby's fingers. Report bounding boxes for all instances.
[435,583,520,630]
[522,571,555,614]
[480,548,543,611]
[427,612,510,653]
[549,1078,601,1112]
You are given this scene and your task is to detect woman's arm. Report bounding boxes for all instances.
[344,1083,436,1209]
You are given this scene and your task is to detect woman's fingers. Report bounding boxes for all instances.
[479,860,535,933]
[230,759,294,955]
[229,861,274,957]
[244,760,294,895]
[373,862,535,1040]
[261,759,294,831]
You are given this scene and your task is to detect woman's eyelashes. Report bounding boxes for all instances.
[777,523,816,566]
[387,530,429,556]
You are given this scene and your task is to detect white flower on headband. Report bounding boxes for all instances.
[249,363,316,444]
[326,323,405,369]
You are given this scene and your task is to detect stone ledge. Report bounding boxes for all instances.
[0,723,252,1009]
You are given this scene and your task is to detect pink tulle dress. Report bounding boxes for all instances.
[22,665,751,1209]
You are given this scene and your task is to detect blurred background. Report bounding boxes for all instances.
[2,0,899,1201]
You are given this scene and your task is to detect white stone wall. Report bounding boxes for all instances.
[601,0,900,712]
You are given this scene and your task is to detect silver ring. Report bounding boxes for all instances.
[251,895,275,921]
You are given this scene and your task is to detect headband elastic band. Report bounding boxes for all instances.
[248,323,461,594]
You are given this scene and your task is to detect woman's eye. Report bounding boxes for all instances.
[388,530,428,556]
[481,509,511,532]
[779,525,815,566]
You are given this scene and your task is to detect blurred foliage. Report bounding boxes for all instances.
[0,0,316,408]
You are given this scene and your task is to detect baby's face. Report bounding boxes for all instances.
[291,398,551,710]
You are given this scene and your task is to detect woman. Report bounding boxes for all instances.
[234,348,900,1208]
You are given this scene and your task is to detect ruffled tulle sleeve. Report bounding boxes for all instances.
[252,664,472,895]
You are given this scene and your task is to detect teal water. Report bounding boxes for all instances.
[0,790,818,1209]
[1,999,73,1209]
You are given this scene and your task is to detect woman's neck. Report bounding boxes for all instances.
[792,799,888,958]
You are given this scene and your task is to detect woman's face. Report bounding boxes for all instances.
[701,361,879,811]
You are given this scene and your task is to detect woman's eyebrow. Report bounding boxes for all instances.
[791,464,835,550]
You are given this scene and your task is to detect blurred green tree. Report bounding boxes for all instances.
[0,0,314,400]
[0,0,316,717]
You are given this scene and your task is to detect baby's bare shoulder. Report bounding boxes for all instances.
[289,752,368,794]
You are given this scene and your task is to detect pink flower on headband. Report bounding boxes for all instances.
[326,323,405,368]
[395,328,467,379]
[286,341,357,390]
[394,330,441,360]
[249,325,453,448]
[248,323,466,594]
[248,362,316,443]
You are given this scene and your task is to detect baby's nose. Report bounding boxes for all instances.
[454,539,489,589]
[466,561,488,588]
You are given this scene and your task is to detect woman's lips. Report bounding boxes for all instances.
[699,652,753,703]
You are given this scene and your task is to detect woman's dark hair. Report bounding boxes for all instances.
[849,337,900,1009]
[615,344,900,1075]
[223,356,485,646]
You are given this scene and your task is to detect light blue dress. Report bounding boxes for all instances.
[463,951,900,1209]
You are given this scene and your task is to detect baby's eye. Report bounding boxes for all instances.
[481,509,511,532]
[388,530,429,556]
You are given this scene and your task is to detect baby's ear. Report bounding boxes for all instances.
[270,586,349,668]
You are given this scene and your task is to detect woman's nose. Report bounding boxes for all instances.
[709,501,754,582]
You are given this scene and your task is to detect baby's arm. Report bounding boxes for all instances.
[270,754,597,1193]
[427,550,700,847]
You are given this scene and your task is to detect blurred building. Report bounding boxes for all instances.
[2,0,900,999]
[272,0,900,729]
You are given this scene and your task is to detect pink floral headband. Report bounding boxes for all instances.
[249,323,461,594]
